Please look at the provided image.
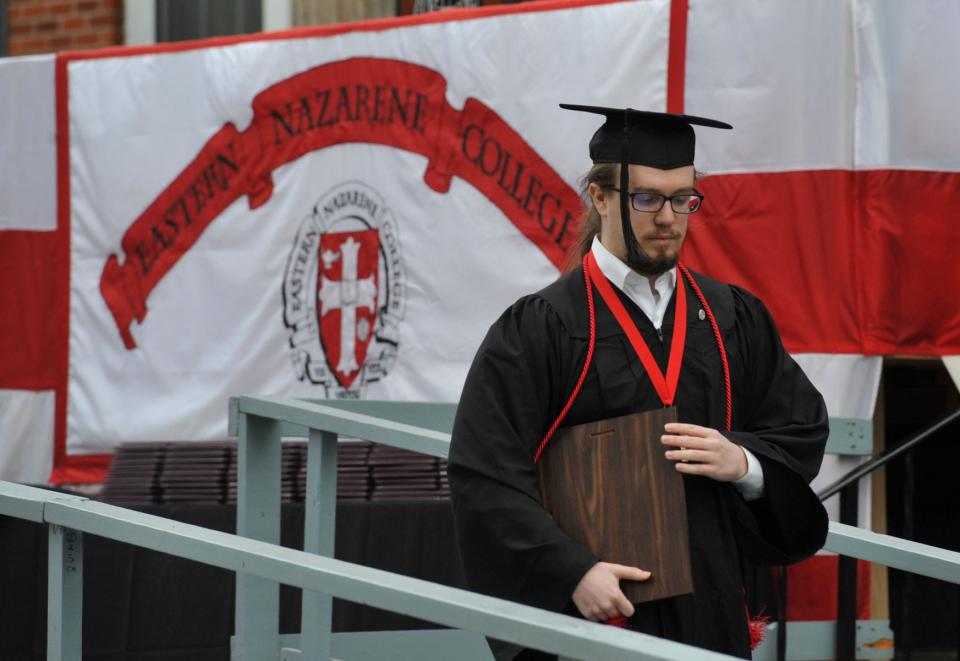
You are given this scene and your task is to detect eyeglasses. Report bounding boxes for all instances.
[608,188,704,214]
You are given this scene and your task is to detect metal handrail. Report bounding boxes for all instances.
[808,407,960,661]
[824,522,960,584]
[2,482,958,659]
[229,396,960,661]
[5,397,960,660]
[0,480,736,661]
[817,408,960,501]
[229,395,452,457]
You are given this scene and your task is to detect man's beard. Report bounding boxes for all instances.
[625,241,678,277]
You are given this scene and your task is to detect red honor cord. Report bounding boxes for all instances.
[535,254,732,463]
[585,252,687,407]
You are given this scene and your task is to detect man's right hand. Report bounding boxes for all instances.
[571,562,651,622]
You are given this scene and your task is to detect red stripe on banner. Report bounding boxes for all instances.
[49,455,111,485]
[667,0,688,113]
[44,56,113,484]
[683,170,863,354]
[53,54,72,482]
[52,54,108,484]
[0,231,63,391]
[785,556,871,621]
[858,169,960,355]
[685,169,960,355]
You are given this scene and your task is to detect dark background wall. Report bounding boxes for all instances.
[883,358,960,657]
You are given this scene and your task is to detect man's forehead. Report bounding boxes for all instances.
[627,164,696,190]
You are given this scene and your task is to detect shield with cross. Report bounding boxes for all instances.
[316,230,380,389]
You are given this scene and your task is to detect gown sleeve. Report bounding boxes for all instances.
[723,287,830,565]
[447,295,598,612]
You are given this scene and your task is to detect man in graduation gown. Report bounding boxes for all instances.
[448,105,829,660]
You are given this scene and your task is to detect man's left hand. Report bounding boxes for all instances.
[661,423,748,482]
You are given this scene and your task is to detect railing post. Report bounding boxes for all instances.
[837,483,859,661]
[299,429,338,661]
[235,413,282,661]
[899,450,916,661]
[776,566,787,661]
[48,524,83,661]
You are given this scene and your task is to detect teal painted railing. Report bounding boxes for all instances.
[1,396,956,660]
[0,480,739,661]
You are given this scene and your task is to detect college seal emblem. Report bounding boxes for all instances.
[282,182,405,397]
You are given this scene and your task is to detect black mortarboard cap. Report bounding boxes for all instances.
[561,104,731,269]
[559,104,732,168]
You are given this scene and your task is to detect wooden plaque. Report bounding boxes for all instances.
[538,407,693,604]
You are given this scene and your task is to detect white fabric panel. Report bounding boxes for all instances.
[67,1,671,454]
[792,353,877,528]
[0,389,54,483]
[854,0,960,171]
[0,55,57,231]
[685,0,855,174]
[792,353,882,419]
[943,356,960,397]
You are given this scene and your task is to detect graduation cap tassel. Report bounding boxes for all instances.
[620,108,643,267]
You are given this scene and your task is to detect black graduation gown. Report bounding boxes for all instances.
[448,265,829,660]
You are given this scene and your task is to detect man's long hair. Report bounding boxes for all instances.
[562,163,618,272]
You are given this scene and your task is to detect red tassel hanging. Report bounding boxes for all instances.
[606,610,768,647]
[605,615,628,628]
[747,609,771,650]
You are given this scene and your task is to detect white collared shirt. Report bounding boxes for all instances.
[589,237,765,499]
[591,237,676,330]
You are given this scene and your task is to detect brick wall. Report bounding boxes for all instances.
[7,0,123,56]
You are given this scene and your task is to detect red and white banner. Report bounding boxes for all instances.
[0,0,956,578]
[56,0,668,470]
[2,0,958,626]
[0,53,58,483]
